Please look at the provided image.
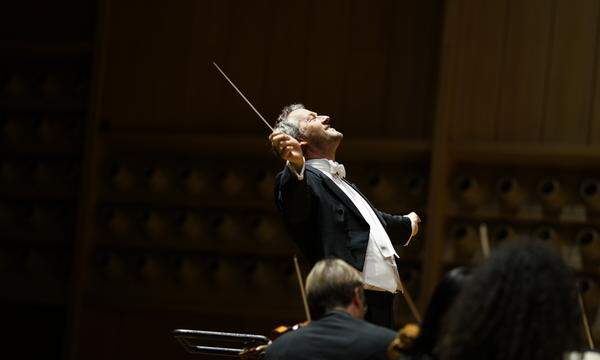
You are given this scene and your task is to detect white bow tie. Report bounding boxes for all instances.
[328,160,346,179]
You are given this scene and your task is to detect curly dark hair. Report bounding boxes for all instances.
[438,241,583,360]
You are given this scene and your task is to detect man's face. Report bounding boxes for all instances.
[289,108,343,147]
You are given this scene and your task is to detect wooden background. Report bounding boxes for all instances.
[1,0,599,359]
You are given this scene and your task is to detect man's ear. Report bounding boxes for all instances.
[353,287,362,307]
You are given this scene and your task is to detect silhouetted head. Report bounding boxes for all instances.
[409,267,471,356]
[439,241,583,360]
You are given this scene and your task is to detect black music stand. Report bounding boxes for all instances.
[172,329,270,357]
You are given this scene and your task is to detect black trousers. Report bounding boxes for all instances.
[364,289,396,329]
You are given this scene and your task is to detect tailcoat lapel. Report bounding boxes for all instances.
[306,166,364,220]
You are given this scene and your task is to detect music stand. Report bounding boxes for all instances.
[172,329,270,357]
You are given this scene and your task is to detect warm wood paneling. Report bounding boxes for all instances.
[450,0,509,142]
[384,1,442,139]
[302,0,352,121]
[591,0,600,145]
[186,0,233,127]
[543,0,598,144]
[218,0,272,134]
[448,0,600,146]
[495,0,552,142]
[102,0,161,129]
[342,0,389,137]
[262,0,310,121]
[152,2,197,131]
[99,0,441,138]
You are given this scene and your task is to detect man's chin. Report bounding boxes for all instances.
[329,129,343,138]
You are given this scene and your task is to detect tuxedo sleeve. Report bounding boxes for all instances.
[274,167,317,257]
[275,166,314,223]
[375,210,413,246]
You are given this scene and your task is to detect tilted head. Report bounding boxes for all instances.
[305,258,365,319]
[274,103,343,159]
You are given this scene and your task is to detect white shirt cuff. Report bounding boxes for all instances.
[403,217,417,246]
[286,158,305,180]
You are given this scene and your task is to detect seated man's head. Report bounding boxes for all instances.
[305,258,365,320]
[274,104,343,159]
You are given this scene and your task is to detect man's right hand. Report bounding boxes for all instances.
[269,131,304,171]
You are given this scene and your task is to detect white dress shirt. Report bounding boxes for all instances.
[287,158,414,293]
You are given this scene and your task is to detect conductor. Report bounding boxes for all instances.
[269,103,420,329]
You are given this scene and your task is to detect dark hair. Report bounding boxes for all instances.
[408,267,471,356]
[439,241,583,360]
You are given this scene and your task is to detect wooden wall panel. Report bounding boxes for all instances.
[591,3,600,145]
[384,1,442,139]
[448,0,600,147]
[342,51,388,137]
[262,0,310,122]
[217,0,272,135]
[419,0,465,308]
[443,1,470,136]
[185,0,233,129]
[303,0,351,124]
[342,0,389,137]
[495,0,552,142]
[450,0,508,142]
[99,0,440,138]
[543,0,598,144]
[152,2,196,131]
[102,0,161,130]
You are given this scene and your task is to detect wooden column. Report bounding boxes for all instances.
[64,1,110,358]
[419,0,461,309]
